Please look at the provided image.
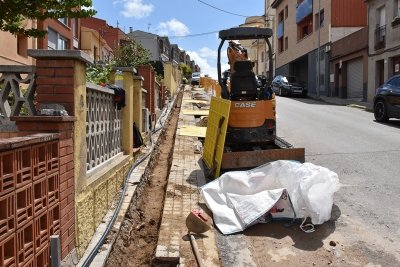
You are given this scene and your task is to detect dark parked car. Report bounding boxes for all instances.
[373,74,400,122]
[271,75,307,97]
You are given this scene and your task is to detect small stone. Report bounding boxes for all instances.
[330,241,337,246]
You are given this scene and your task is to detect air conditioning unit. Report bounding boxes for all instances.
[142,108,149,132]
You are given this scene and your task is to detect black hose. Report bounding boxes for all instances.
[81,92,175,267]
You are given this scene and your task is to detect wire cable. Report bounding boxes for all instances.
[197,0,250,17]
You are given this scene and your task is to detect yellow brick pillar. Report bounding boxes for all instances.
[110,67,136,157]
[164,62,172,96]
[133,76,144,132]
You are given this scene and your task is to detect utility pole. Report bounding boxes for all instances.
[317,0,321,98]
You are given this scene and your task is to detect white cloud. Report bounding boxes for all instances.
[81,5,95,10]
[114,0,154,19]
[187,51,229,80]
[157,19,189,36]
[199,47,217,58]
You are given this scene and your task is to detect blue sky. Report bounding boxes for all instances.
[90,0,266,79]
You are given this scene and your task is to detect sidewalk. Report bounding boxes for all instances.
[307,93,374,111]
[154,85,220,266]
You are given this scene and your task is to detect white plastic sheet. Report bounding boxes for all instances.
[200,160,341,234]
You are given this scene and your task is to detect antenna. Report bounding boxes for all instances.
[148,23,151,32]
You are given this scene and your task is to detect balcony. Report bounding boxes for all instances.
[374,25,386,50]
[277,21,284,39]
[296,0,313,24]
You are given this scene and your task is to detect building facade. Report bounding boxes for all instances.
[170,44,180,65]
[271,0,367,96]
[0,19,36,65]
[365,0,400,102]
[80,27,114,61]
[37,17,80,50]
[80,17,129,57]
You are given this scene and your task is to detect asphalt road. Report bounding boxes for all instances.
[216,96,400,267]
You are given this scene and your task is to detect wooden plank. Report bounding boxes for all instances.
[181,110,210,116]
[179,126,207,138]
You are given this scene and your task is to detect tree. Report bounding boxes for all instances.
[178,63,192,76]
[115,38,152,68]
[0,0,96,37]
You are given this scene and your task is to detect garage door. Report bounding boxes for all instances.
[347,57,363,99]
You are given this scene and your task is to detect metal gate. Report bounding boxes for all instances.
[347,57,363,99]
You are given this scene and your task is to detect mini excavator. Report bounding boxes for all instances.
[203,27,304,176]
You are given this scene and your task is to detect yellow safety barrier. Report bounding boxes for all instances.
[202,96,231,178]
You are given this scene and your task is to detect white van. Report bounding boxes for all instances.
[191,72,202,85]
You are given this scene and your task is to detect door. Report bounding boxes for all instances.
[347,57,363,99]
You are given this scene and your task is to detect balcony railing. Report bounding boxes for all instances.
[0,66,36,131]
[296,0,313,24]
[374,25,386,50]
[86,83,122,172]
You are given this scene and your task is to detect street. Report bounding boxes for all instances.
[216,96,400,267]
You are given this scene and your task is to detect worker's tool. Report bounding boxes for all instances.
[186,210,210,267]
[186,209,210,234]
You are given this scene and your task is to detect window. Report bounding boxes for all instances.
[73,18,78,38]
[320,10,325,27]
[395,0,400,17]
[285,37,288,51]
[279,10,284,23]
[285,5,288,19]
[58,37,68,50]
[315,10,324,30]
[17,35,28,57]
[58,18,69,26]
[278,38,284,53]
[47,27,69,50]
[302,25,309,37]
[94,46,98,60]
[261,51,264,62]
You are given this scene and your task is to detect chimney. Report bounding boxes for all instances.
[129,27,133,33]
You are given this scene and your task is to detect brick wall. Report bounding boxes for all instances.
[138,65,152,112]
[0,133,62,267]
[35,59,76,116]
[11,117,77,260]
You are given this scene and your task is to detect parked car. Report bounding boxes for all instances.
[271,75,307,97]
[191,72,202,85]
[373,74,400,122]
[256,75,267,88]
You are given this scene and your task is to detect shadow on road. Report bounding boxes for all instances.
[275,95,339,106]
[373,119,400,128]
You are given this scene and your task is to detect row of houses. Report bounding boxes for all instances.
[0,16,201,75]
[243,0,400,103]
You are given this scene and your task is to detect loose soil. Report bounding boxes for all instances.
[105,90,183,267]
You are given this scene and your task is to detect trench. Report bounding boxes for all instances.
[105,89,183,267]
